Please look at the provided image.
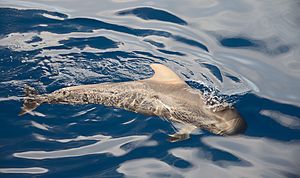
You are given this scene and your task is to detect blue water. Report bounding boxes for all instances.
[0,1,300,177]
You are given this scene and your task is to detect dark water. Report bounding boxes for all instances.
[0,1,300,177]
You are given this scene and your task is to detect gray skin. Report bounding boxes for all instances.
[20,64,246,139]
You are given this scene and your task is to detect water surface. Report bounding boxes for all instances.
[0,0,300,177]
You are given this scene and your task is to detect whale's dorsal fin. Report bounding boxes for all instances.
[147,64,186,85]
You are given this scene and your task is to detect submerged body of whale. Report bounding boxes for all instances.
[20,64,246,140]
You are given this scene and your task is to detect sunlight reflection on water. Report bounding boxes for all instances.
[0,0,299,177]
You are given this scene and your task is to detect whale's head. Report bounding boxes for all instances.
[204,107,247,135]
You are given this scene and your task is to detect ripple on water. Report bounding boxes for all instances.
[13,134,150,159]
[0,0,300,177]
[0,167,48,174]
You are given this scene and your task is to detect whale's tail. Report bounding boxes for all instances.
[19,85,42,116]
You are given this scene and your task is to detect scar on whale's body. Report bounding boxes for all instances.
[20,64,247,141]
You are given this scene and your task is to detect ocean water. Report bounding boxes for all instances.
[0,0,300,177]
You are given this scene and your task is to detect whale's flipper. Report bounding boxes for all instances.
[147,64,186,85]
[19,85,43,116]
[168,124,197,142]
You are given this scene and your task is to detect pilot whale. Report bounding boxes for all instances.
[20,64,246,141]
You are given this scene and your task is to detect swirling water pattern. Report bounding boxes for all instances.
[0,0,300,177]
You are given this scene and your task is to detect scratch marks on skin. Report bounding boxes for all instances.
[20,64,246,137]
[48,82,211,128]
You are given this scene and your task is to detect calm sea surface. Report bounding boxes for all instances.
[0,0,300,177]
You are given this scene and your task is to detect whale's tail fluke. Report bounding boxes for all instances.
[19,85,42,116]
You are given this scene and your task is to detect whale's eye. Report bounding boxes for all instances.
[151,95,159,99]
